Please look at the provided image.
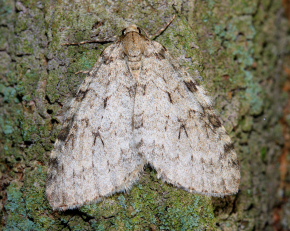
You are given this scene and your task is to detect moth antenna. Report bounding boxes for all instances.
[150,15,176,40]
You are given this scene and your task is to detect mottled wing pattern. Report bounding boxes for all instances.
[47,25,240,211]
[46,43,145,210]
[134,40,240,196]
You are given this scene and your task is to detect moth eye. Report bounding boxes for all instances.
[122,28,126,35]
[137,27,141,34]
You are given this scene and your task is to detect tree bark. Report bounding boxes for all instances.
[1,0,289,230]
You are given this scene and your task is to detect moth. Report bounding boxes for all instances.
[46,24,240,211]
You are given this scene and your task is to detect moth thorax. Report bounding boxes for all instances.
[123,33,145,59]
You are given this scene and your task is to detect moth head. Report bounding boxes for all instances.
[122,25,141,35]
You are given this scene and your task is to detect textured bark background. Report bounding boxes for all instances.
[1,0,289,230]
